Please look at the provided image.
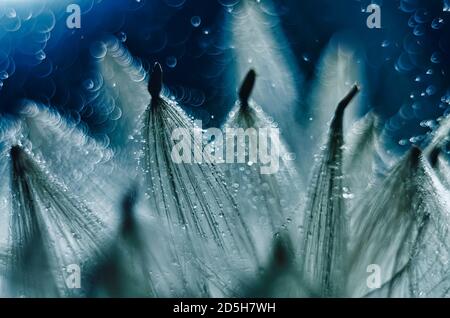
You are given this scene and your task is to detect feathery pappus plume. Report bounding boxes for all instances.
[348,146,450,297]
[140,63,258,280]
[223,69,302,261]
[343,112,384,208]
[15,103,129,217]
[94,36,150,152]
[0,104,128,296]
[299,85,360,297]
[6,145,108,297]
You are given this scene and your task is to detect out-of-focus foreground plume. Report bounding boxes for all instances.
[88,187,186,297]
[140,62,259,293]
[244,233,313,297]
[348,145,450,297]
[224,69,302,262]
[299,85,360,297]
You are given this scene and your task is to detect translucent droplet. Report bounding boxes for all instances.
[90,41,107,59]
[166,56,177,68]
[83,79,95,90]
[191,16,201,28]
[426,85,437,96]
[118,32,127,42]
[431,51,443,63]
[36,50,46,61]
[432,17,444,29]
[413,24,425,36]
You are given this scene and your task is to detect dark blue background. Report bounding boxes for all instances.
[0,0,449,151]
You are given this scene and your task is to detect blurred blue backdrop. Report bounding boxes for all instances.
[0,0,449,152]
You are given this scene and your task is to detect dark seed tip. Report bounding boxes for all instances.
[336,84,360,113]
[10,145,23,160]
[148,62,163,99]
[410,145,422,166]
[238,69,256,107]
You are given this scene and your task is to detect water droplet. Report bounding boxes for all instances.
[432,17,445,29]
[90,41,107,59]
[166,56,177,68]
[426,85,437,96]
[191,16,201,28]
[431,51,443,64]
[444,0,450,12]
[118,32,127,42]
[83,79,94,90]
[36,50,46,61]
[413,24,425,36]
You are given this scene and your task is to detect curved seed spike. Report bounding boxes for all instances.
[238,69,256,107]
[300,85,361,297]
[330,85,360,137]
[429,145,441,168]
[148,62,163,100]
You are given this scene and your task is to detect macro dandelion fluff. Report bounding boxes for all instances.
[6,145,108,297]
[298,39,367,180]
[224,69,302,261]
[15,102,129,221]
[299,85,360,297]
[140,62,258,275]
[0,103,128,297]
[348,146,450,297]
[343,112,383,207]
